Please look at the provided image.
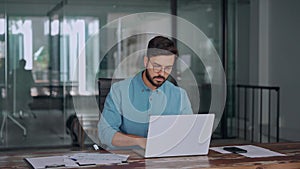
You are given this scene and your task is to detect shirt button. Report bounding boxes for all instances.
[142,89,144,92]
[149,98,152,101]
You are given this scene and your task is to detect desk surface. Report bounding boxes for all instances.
[1,142,300,169]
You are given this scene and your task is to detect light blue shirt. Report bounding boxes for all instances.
[98,71,193,148]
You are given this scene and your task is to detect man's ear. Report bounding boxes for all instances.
[143,56,148,67]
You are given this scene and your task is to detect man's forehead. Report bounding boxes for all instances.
[150,55,175,62]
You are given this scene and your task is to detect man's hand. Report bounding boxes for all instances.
[112,132,147,149]
[135,137,147,149]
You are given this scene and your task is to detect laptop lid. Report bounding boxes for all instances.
[144,114,215,158]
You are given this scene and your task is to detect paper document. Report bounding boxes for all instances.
[210,145,286,158]
[210,147,232,154]
[25,153,129,168]
[25,155,77,169]
[68,153,129,165]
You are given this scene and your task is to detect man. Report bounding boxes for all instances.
[98,36,193,149]
[8,59,34,115]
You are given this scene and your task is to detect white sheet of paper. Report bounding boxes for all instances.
[236,145,286,158]
[25,156,77,169]
[25,153,130,168]
[210,145,286,158]
[68,153,129,165]
[210,147,232,154]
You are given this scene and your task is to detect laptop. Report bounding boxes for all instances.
[134,114,215,158]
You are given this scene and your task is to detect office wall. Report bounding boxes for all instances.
[239,0,300,141]
[268,0,300,141]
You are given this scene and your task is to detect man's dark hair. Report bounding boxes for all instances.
[147,36,178,58]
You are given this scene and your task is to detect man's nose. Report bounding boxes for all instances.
[158,70,165,76]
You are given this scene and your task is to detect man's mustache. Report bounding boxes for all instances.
[153,76,166,80]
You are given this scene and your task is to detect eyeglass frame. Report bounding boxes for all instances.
[147,59,173,73]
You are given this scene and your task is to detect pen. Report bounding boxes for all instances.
[70,158,96,166]
[76,162,96,166]
[45,164,65,168]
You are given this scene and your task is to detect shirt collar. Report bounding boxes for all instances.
[135,70,151,92]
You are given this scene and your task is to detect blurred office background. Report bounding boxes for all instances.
[0,0,299,149]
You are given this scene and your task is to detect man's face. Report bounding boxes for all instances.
[144,55,175,88]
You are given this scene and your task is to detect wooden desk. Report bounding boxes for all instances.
[1,142,300,169]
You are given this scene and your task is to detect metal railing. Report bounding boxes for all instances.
[237,84,280,143]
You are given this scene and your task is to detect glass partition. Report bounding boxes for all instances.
[176,0,224,139]
[0,0,236,149]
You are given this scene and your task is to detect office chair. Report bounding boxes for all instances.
[69,78,124,147]
[0,87,27,140]
[97,78,124,112]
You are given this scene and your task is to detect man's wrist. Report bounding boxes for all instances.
[133,137,141,147]
[134,137,146,149]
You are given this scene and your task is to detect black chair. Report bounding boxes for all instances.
[67,78,124,148]
[97,78,124,112]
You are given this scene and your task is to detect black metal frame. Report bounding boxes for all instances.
[237,84,280,143]
[220,0,229,139]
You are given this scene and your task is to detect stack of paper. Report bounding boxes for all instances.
[25,153,129,169]
[68,153,129,165]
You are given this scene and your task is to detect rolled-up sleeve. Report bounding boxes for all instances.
[98,85,122,148]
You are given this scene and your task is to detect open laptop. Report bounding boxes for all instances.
[134,114,215,158]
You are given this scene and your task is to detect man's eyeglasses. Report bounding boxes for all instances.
[148,60,173,73]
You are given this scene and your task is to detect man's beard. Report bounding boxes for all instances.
[145,69,166,88]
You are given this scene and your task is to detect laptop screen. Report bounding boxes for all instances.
[144,114,215,158]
